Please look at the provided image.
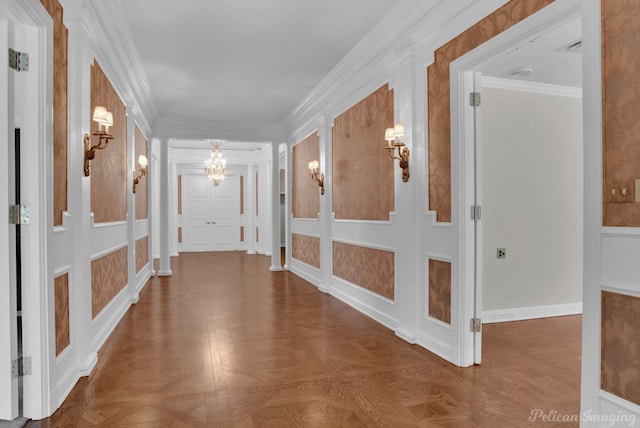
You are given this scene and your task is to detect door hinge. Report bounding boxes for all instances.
[9,204,30,225]
[11,357,32,378]
[471,318,482,333]
[470,205,482,221]
[8,48,29,72]
[470,91,481,107]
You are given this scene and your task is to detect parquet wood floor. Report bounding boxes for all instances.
[29,252,581,427]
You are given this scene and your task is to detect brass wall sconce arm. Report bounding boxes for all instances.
[84,106,114,177]
[384,123,410,182]
[308,160,325,195]
[133,155,148,193]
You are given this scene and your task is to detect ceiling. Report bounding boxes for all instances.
[121,0,400,124]
[119,2,581,158]
[479,17,582,88]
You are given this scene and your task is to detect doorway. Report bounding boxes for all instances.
[181,173,240,251]
[450,2,584,366]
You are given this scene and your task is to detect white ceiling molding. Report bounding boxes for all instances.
[282,0,486,135]
[153,117,287,143]
[70,0,158,137]
[481,76,582,98]
[169,146,271,165]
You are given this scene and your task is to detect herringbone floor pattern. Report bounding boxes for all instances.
[29,252,581,427]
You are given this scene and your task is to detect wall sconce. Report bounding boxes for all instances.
[132,155,148,193]
[84,106,114,176]
[384,123,410,182]
[308,160,325,195]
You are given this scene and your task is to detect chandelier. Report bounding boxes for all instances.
[205,141,227,186]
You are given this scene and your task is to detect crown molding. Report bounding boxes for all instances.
[282,0,477,135]
[152,117,287,143]
[169,147,270,165]
[70,0,157,137]
[481,76,583,98]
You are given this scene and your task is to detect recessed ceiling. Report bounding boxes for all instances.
[121,0,400,124]
[169,139,268,152]
[479,17,582,88]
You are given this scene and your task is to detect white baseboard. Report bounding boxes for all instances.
[482,302,582,324]
[329,286,399,333]
[135,268,152,293]
[416,332,452,364]
[91,288,132,364]
[52,366,80,410]
[79,352,97,376]
[289,265,321,288]
[395,327,417,344]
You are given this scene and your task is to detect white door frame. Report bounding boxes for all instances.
[450,0,583,367]
[0,0,52,419]
[0,14,20,422]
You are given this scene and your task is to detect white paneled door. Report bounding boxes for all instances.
[182,174,240,252]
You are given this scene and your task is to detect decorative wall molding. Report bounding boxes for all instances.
[482,302,582,324]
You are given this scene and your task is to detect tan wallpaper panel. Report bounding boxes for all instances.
[40,0,68,226]
[135,236,149,273]
[240,175,244,214]
[178,227,182,243]
[602,0,640,226]
[91,246,128,319]
[428,259,451,324]
[256,227,259,243]
[293,132,320,218]
[427,0,554,222]
[601,291,640,405]
[240,226,244,242]
[333,85,394,221]
[134,126,148,220]
[332,241,394,300]
[90,61,127,223]
[292,234,320,269]
[54,273,70,356]
[178,174,182,215]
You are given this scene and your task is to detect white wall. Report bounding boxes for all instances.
[481,85,583,314]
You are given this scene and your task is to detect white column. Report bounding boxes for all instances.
[245,163,256,254]
[158,138,172,276]
[169,162,178,257]
[269,142,282,271]
[125,105,137,301]
[283,143,291,271]
[265,159,272,255]
[150,146,160,261]
[72,16,95,375]
[318,116,331,293]
[148,141,157,274]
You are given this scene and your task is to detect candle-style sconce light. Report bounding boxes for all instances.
[84,106,114,176]
[384,123,410,182]
[308,160,324,195]
[132,155,148,193]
